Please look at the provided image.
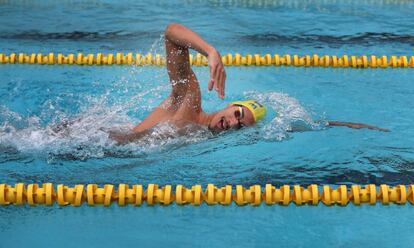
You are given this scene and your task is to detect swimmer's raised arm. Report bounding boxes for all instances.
[165,23,226,99]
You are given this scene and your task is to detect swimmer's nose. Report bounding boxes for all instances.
[228,117,238,128]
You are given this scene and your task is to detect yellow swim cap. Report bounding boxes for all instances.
[231,100,267,122]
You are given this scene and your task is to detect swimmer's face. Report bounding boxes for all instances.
[209,105,256,132]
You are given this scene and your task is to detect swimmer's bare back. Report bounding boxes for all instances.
[109,122,206,144]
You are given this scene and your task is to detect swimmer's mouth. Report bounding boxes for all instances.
[219,117,228,130]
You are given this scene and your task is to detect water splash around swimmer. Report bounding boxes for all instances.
[0,89,322,161]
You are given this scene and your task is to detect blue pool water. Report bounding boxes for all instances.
[1,0,414,247]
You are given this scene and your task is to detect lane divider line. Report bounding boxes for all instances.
[1,183,413,206]
[0,53,413,68]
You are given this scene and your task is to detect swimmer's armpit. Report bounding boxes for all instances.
[327,121,390,132]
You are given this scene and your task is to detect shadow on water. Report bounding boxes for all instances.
[242,32,414,47]
[0,30,161,42]
[243,166,414,186]
[2,152,413,186]
[2,31,414,48]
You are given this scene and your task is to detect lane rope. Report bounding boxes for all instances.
[0,52,413,68]
[1,183,413,206]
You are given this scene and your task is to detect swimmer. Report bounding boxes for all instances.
[110,23,388,143]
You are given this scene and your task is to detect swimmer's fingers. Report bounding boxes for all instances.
[214,60,225,99]
[213,62,222,95]
[378,128,390,132]
[218,68,226,99]
[222,70,226,98]
[368,126,390,132]
[208,63,217,91]
[207,49,225,99]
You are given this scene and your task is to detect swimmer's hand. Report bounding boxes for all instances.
[207,48,226,99]
[327,121,390,132]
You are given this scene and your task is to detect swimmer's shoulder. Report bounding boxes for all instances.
[133,106,171,132]
[133,94,200,133]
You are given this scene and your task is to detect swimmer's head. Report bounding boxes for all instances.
[208,100,267,132]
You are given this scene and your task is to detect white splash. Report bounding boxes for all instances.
[246,91,324,141]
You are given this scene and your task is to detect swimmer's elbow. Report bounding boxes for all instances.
[165,23,181,39]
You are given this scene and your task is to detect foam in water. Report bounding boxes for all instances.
[248,91,324,141]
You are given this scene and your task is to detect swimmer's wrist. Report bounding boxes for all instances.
[206,45,217,57]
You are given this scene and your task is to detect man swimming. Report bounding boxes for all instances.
[110,23,388,143]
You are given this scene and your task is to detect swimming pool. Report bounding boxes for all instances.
[1,0,414,247]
